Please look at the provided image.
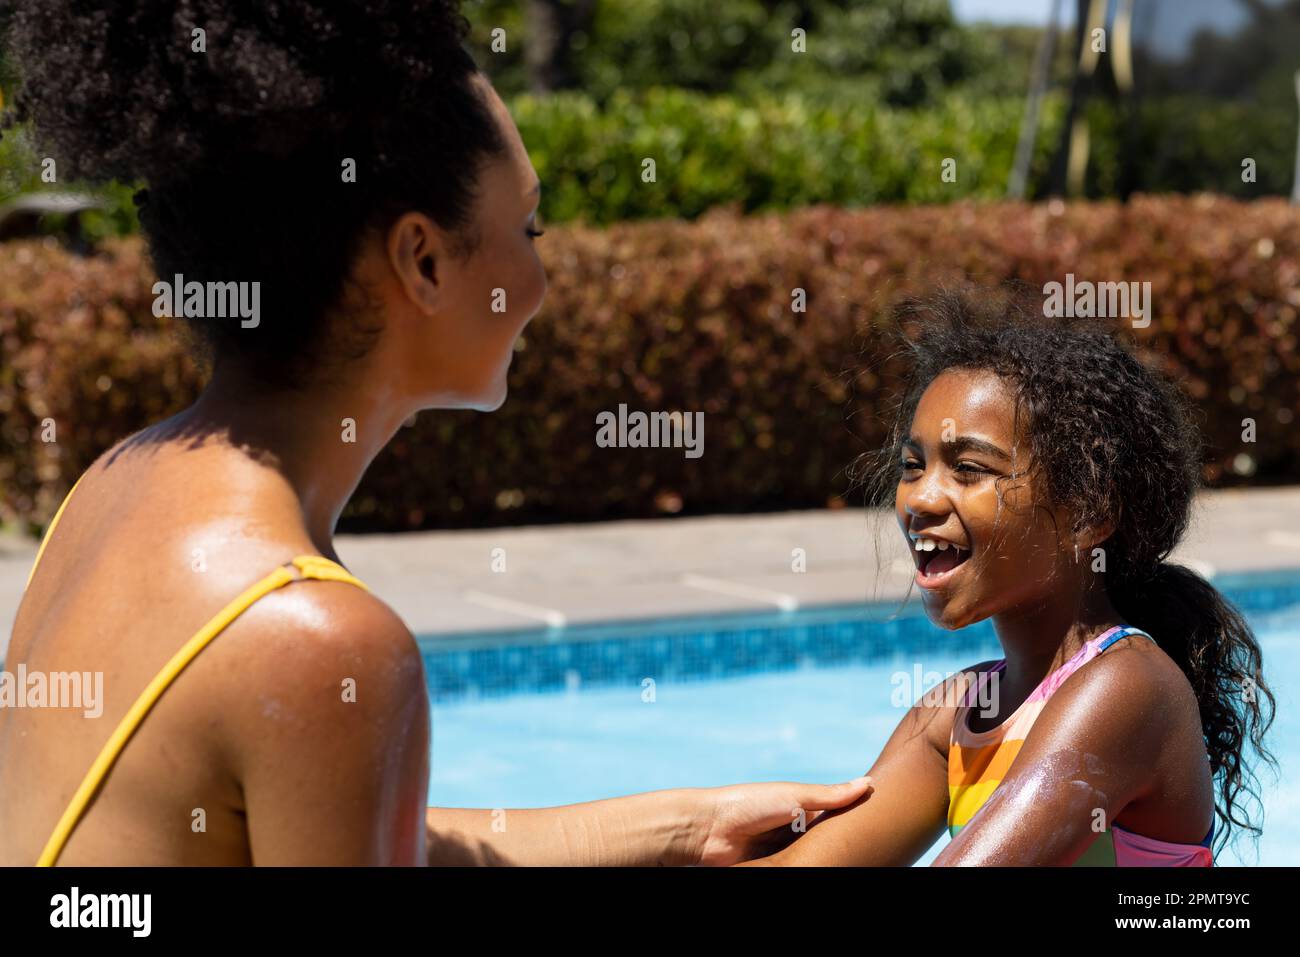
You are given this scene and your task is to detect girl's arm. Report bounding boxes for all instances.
[425,779,875,866]
[737,663,991,866]
[933,647,1179,866]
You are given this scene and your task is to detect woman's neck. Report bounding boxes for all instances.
[174,360,413,557]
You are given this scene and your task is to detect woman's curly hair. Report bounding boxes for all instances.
[3,0,506,388]
[857,285,1277,860]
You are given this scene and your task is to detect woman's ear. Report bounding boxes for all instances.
[386,212,442,315]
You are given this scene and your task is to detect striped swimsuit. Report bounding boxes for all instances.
[947,625,1214,866]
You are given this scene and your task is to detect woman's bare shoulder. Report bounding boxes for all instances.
[194,570,427,776]
[213,572,420,698]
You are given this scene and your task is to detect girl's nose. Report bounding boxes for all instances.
[901,468,950,519]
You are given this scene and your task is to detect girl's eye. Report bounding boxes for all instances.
[901,459,990,479]
[526,227,545,239]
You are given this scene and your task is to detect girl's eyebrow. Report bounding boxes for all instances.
[904,434,1012,461]
[950,436,1012,461]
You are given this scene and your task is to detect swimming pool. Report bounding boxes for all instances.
[424,569,1300,866]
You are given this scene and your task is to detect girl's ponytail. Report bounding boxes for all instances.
[1110,562,1276,859]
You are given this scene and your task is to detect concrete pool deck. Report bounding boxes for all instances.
[3,485,1300,654]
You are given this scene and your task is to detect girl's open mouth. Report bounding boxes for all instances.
[912,536,972,589]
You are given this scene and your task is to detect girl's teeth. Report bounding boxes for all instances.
[912,537,968,554]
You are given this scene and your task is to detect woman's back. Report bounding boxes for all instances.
[0,426,428,865]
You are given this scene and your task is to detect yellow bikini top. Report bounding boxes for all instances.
[23,471,371,866]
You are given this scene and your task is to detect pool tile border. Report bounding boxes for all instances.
[420,567,1300,702]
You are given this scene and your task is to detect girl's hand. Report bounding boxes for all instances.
[693,776,875,865]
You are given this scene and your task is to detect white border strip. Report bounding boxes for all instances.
[680,574,799,612]
[461,590,567,629]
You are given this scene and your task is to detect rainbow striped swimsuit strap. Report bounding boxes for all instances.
[1095,624,1156,652]
[1037,624,1157,697]
[36,554,370,867]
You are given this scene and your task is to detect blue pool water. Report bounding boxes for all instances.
[424,572,1300,866]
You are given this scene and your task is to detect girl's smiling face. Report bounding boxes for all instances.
[894,368,1079,630]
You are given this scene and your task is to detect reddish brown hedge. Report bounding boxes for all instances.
[3,195,1298,533]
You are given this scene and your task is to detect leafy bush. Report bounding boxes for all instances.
[515,88,1062,223]
[468,0,991,108]
[6,82,1295,237]
[3,195,1298,533]
[0,122,140,241]
[1126,96,1300,199]
[2,86,1054,233]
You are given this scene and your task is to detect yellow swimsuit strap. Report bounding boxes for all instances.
[35,554,371,867]
[25,471,88,591]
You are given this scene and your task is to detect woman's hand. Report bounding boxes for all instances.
[693,776,875,865]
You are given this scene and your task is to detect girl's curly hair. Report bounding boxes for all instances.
[856,285,1277,860]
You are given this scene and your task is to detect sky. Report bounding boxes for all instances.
[951,0,1074,24]
[951,0,1258,58]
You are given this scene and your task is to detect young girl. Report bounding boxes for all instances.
[746,288,1276,866]
[0,1,871,866]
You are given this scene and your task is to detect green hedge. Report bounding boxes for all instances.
[3,195,1299,533]
[6,85,1295,234]
[2,88,1055,232]
[516,88,1062,224]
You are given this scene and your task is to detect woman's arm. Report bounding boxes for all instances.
[237,593,432,865]
[425,795,698,866]
[425,778,876,866]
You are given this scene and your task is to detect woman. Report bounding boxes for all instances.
[742,289,1275,866]
[0,1,872,866]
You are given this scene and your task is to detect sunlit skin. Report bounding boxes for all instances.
[0,73,872,867]
[741,369,1215,865]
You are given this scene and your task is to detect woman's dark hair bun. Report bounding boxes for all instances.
[5,1,508,390]
[7,0,479,186]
